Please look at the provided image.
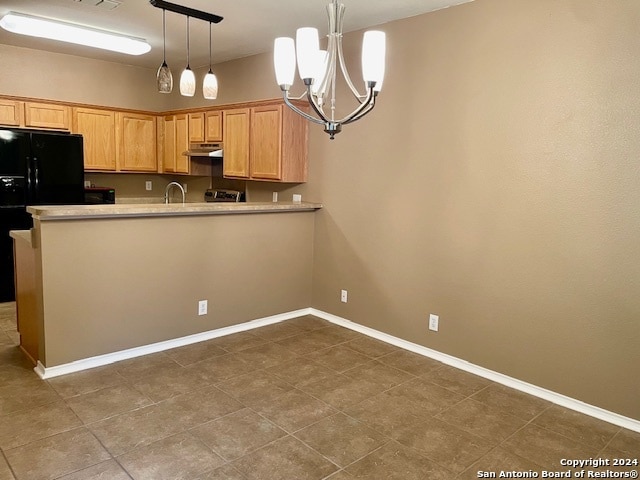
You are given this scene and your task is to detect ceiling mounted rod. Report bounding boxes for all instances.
[149,0,223,24]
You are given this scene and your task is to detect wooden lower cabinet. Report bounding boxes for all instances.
[72,107,116,171]
[116,112,157,172]
[223,102,308,182]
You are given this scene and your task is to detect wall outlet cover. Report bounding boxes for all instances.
[198,300,208,316]
[292,194,302,203]
[341,289,348,303]
[145,181,152,191]
[429,314,439,332]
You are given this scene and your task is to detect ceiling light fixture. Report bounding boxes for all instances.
[179,16,195,97]
[0,11,151,56]
[156,9,172,93]
[149,0,223,98]
[203,23,219,100]
[273,0,386,139]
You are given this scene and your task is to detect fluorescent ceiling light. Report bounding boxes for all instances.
[0,12,151,56]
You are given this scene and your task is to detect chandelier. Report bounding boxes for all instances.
[273,0,386,139]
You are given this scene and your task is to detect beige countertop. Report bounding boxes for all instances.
[9,229,33,246]
[27,201,323,221]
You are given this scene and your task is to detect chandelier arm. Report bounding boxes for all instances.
[342,97,376,125]
[306,86,330,123]
[282,92,326,125]
[335,86,375,124]
[336,30,366,102]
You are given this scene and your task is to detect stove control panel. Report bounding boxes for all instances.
[205,189,244,202]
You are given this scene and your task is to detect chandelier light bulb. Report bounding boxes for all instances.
[296,27,319,80]
[362,30,386,88]
[311,50,328,95]
[274,37,296,87]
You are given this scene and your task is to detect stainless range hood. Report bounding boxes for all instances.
[183,142,223,158]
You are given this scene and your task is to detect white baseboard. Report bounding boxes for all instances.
[34,308,311,380]
[34,306,640,433]
[309,308,640,434]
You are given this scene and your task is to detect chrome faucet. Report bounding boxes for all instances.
[164,182,185,204]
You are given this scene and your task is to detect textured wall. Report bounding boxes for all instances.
[303,0,640,420]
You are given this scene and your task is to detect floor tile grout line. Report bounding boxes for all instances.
[0,448,18,480]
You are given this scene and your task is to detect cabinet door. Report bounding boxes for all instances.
[72,108,116,171]
[188,113,205,143]
[163,115,176,173]
[250,105,282,180]
[175,114,189,174]
[205,111,222,142]
[223,109,250,178]
[116,112,157,172]
[24,102,70,130]
[0,99,23,127]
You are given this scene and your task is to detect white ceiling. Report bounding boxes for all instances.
[0,0,472,70]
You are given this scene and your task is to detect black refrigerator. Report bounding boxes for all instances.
[0,128,85,302]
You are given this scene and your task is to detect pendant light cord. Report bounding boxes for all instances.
[208,22,212,70]
[162,9,167,62]
[186,16,190,68]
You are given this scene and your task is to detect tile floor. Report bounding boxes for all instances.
[0,302,638,480]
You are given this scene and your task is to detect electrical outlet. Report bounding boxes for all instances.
[198,300,208,316]
[292,194,302,203]
[341,289,348,303]
[429,314,439,332]
[182,183,187,193]
[272,192,278,202]
[84,180,91,188]
[145,181,152,191]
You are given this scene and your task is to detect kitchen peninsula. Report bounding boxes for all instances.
[12,201,321,377]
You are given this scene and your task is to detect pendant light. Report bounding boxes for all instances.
[203,22,218,100]
[179,16,195,97]
[156,9,172,93]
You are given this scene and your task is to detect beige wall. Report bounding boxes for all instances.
[305,0,640,419]
[2,0,639,420]
[35,212,314,366]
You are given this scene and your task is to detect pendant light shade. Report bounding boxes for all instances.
[203,22,218,100]
[180,68,196,96]
[203,71,218,99]
[180,16,195,96]
[156,9,172,93]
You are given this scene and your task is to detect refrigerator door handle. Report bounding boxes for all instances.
[26,160,33,201]
[33,157,39,201]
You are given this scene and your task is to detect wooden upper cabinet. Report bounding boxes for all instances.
[222,109,250,178]
[163,115,176,173]
[116,112,157,172]
[205,111,223,142]
[175,114,189,174]
[250,105,282,180]
[24,102,70,130]
[188,112,205,143]
[72,108,116,171]
[0,99,24,127]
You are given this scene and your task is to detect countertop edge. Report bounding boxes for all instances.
[27,202,323,221]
